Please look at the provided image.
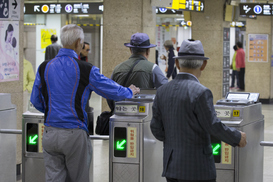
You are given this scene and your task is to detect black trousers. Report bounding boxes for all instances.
[238,68,245,90]
[166,178,216,182]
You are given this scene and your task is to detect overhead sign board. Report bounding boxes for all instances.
[240,3,273,16]
[156,7,182,14]
[24,3,103,14]
[167,0,204,12]
[0,0,20,20]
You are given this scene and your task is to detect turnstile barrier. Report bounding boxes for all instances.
[109,94,165,182]
[214,92,264,182]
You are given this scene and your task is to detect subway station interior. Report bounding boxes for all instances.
[2,0,273,181]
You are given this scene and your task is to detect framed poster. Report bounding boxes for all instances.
[0,21,19,82]
[248,34,268,62]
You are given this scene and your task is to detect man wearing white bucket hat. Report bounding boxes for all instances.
[151,39,247,182]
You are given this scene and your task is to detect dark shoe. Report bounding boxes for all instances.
[237,89,245,91]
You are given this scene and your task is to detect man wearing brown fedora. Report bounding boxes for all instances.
[150,39,247,182]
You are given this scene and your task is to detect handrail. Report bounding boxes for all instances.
[89,135,109,140]
[260,141,273,147]
[0,129,22,134]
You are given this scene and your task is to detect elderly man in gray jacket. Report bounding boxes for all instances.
[150,39,247,182]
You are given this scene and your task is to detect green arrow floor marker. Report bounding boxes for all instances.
[29,135,38,145]
[212,144,221,155]
[116,140,126,150]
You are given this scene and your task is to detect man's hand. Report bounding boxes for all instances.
[238,131,247,147]
[129,84,140,95]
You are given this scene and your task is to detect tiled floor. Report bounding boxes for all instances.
[17,92,273,182]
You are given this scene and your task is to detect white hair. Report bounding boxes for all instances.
[60,24,84,47]
[178,59,204,69]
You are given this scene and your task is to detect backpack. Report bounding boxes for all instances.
[95,111,113,135]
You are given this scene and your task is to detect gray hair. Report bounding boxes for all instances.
[60,24,84,47]
[178,59,204,69]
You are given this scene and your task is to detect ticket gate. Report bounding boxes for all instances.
[213,92,263,182]
[0,93,17,182]
[109,94,165,182]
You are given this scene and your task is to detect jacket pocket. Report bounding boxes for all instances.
[203,145,213,155]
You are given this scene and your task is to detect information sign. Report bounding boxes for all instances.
[240,3,273,16]
[248,34,268,62]
[222,142,232,164]
[167,0,204,12]
[215,109,232,118]
[115,105,138,114]
[127,127,137,158]
[24,3,103,14]
[0,0,20,20]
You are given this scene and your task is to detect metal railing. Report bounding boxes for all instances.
[0,129,22,134]
[260,141,273,147]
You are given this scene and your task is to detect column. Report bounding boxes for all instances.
[191,0,226,102]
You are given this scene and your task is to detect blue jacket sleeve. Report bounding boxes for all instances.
[30,69,45,113]
[88,66,133,101]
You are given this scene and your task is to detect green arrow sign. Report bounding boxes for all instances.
[212,143,221,155]
[116,140,126,150]
[29,135,38,145]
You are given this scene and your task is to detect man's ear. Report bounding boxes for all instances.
[200,60,207,71]
[175,59,180,70]
[146,48,150,56]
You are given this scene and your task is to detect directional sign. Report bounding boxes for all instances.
[29,135,38,145]
[240,3,273,16]
[0,0,20,20]
[212,143,221,155]
[116,140,126,150]
[25,3,103,14]
[114,127,127,157]
[26,123,38,152]
[167,0,204,12]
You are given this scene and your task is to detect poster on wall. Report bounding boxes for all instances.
[223,27,230,97]
[0,21,19,82]
[41,29,56,50]
[0,0,20,20]
[248,34,268,62]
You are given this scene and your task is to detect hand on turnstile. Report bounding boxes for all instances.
[129,84,140,95]
[239,131,247,147]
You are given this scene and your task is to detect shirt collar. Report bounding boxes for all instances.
[56,48,78,58]
[178,72,199,83]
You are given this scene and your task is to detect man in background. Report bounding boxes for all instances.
[45,34,62,60]
[236,41,245,91]
[78,42,90,62]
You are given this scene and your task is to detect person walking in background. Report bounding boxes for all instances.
[151,39,247,182]
[45,34,62,60]
[236,41,245,91]
[78,42,90,62]
[31,24,140,182]
[230,45,239,89]
[23,58,35,112]
[161,40,177,79]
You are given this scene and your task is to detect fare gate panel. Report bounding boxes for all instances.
[214,92,264,182]
[109,94,165,182]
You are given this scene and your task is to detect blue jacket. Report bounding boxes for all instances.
[31,48,133,133]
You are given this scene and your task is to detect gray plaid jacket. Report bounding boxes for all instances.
[150,73,241,180]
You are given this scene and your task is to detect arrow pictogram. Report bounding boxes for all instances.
[12,0,17,9]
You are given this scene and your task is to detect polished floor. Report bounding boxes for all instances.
[17,91,273,182]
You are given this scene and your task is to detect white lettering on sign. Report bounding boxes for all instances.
[243,5,251,13]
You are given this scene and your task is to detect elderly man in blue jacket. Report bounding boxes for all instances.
[31,24,139,182]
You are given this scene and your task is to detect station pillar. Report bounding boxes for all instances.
[102,0,156,110]
[191,0,227,102]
